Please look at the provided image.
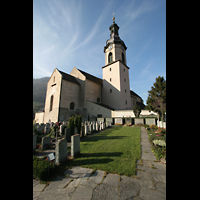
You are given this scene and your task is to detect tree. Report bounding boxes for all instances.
[146,76,166,122]
[133,104,141,117]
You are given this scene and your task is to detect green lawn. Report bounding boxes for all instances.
[72,126,141,177]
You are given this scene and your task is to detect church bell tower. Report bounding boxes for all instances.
[102,17,131,110]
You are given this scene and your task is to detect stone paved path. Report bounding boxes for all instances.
[33,127,166,199]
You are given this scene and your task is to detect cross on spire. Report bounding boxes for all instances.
[112,12,115,23]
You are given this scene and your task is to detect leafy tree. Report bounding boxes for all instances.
[133,104,141,117]
[146,76,166,121]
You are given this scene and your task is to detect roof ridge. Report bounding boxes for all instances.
[78,69,102,80]
[78,69,103,85]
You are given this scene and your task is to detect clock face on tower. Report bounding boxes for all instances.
[109,45,112,50]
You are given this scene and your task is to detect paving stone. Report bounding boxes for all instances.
[155,182,166,193]
[119,181,140,200]
[64,166,93,178]
[44,176,73,190]
[151,172,163,183]
[33,179,40,187]
[135,170,153,180]
[33,183,46,192]
[37,187,75,200]
[79,178,98,188]
[88,170,106,184]
[71,185,93,200]
[67,178,82,188]
[102,173,120,187]
[139,179,155,190]
[160,174,166,183]
[139,187,166,200]
[33,191,41,200]
[92,183,119,200]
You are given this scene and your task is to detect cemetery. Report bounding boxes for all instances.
[33,115,166,182]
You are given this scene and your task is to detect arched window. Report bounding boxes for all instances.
[50,95,54,112]
[70,102,75,110]
[122,52,125,64]
[108,52,112,64]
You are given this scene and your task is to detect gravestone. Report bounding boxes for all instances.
[92,122,95,131]
[102,122,105,129]
[145,118,156,125]
[41,136,52,150]
[96,121,99,131]
[60,124,64,135]
[125,118,132,125]
[80,125,84,137]
[55,139,68,165]
[135,118,144,125]
[84,125,88,136]
[37,124,45,133]
[99,122,101,130]
[33,133,37,151]
[64,128,71,142]
[44,123,50,134]
[71,134,80,157]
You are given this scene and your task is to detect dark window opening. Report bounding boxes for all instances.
[122,52,125,63]
[70,102,75,110]
[108,52,113,64]
[50,95,54,112]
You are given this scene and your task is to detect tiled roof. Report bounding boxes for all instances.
[130,90,142,99]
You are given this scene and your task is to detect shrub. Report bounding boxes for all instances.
[151,146,166,160]
[69,116,75,135]
[33,155,55,181]
[68,115,82,135]
[149,124,157,131]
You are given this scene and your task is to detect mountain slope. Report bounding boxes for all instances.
[33,77,50,104]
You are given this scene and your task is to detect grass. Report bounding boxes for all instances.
[72,126,141,177]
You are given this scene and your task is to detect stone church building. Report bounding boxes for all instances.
[36,19,145,123]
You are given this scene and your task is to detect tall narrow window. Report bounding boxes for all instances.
[110,89,112,93]
[70,102,75,110]
[50,95,54,112]
[122,52,125,63]
[108,52,112,64]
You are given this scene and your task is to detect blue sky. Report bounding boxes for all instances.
[33,0,166,105]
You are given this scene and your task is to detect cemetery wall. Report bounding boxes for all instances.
[112,110,158,118]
